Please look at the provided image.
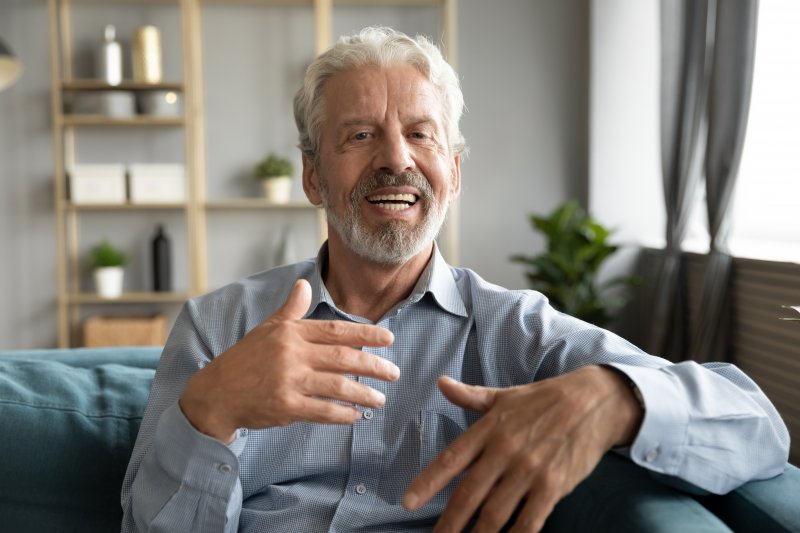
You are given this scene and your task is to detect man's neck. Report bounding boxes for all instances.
[323,235,433,323]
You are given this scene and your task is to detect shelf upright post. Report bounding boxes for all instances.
[313,0,333,246]
[440,0,459,266]
[48,0,68,346]
[181,0,209,296]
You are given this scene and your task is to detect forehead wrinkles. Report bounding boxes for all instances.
[323,66,444,131]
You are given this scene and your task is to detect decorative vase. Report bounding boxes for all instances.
[262,176,292,204]
[94,266,124,298]
[132,25,162,84]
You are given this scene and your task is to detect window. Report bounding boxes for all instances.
[685,0,800,262]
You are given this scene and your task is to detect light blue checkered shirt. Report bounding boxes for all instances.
[121,244,789,532]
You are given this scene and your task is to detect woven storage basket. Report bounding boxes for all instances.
[83,315,166,347]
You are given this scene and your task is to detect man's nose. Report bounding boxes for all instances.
[374,132,414,174]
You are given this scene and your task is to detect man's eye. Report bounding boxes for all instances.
[353,132,370,140]
[410,131,428,140]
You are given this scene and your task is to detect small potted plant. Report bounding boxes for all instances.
[255,153,294,204]
[89,240,127,298]
[510,201,640,328]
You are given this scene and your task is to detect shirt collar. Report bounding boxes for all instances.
[306,241,468,319]
[411,242,468,317]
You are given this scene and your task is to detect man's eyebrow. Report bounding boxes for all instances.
[337,115,438,127]
[338,117,375,127]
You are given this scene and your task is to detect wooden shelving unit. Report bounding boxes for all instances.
[48,0,458,347]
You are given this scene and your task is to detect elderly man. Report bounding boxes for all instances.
[121,26,789,533]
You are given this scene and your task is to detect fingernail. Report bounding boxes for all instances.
[372,389,386,406]
[403,492,418,510]
[388,363,400,380]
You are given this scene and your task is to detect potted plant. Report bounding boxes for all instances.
[89,240,127,298]
[511,201,639,328]
[255,153,294,204]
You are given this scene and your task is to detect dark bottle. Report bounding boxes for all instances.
[151,225,172,292]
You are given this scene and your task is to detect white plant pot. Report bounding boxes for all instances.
[94,266,124,298]
[261,176,292,204]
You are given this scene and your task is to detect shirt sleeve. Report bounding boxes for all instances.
[121,301,247,533]
[509,291,790,495]
[607,361,789,494]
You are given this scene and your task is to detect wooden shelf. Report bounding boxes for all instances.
[48,0,455,348]
[206,199,318,210]
[62,115,184,127]
[68,291,192,304]
[62,79,184,92]
[64,202,188,211]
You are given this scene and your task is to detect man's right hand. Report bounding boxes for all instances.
[179,279,398,443]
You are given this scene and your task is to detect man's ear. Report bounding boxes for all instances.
[450,154,461,199]
[302,154,323,206]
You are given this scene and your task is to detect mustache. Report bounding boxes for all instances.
[352,170,434,202]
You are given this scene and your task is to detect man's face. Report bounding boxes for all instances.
[303,63,461,265]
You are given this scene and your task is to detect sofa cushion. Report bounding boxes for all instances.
[0,358,155,533]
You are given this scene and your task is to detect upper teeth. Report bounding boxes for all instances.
[367,193,417,202]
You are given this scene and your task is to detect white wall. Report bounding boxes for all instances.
[589,0,663,247]
[459,0,589,287]
[0,0,590,348]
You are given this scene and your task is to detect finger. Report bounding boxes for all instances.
[301,372,387,408]
[471,465,534,533]
[289,395,363,425]
[312,345,400,382]
[438,376,496,413]
[404,415,494,511]
[434,451,509,533]
[302,319,395,348]
[272,279,313,321]
[507,488,560,533]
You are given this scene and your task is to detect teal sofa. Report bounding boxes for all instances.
[0,347,798,533]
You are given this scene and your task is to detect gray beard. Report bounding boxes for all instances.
[318,170,449,265]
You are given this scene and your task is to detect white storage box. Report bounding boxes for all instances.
[69,164,127,204]
[129,164,186,204]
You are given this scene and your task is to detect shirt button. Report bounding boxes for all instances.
[355,483,367,495]
[363,409,374,420]
[240,428,249,437]
[645,447,659,463]
[217,463,232,474]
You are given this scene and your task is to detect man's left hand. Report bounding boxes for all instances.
[402,365,644,533]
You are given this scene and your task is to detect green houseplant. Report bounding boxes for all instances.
[89,240,127,298]
[511,201,639,327]
[255,153,294,204]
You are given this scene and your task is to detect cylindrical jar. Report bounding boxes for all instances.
[132,26,163,84]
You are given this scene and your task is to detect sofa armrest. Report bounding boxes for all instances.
[698,463,800,533]
[543,454,799,532]
[543,454,731,532]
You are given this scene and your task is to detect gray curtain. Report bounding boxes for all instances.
[689,1,759,363]
[649,0,713,359]
[651,0,759,361]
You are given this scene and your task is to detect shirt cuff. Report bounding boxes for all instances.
[605,363,690,477]
[153,402,249,498]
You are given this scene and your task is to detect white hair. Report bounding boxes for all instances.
[293,26,467,162]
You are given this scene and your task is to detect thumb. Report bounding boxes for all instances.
[438,376,497,413]
[273,279,313,321]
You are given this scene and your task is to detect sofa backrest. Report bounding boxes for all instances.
[0,347,160,533]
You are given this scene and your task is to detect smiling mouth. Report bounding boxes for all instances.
[366,193,419,211]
